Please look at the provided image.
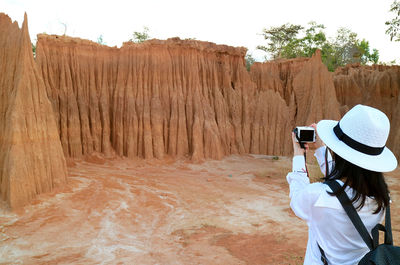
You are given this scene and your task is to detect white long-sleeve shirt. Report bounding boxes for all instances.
[286,146,384,265]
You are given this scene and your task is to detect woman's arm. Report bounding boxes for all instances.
[287,157,311,220]
[287,133,320,222]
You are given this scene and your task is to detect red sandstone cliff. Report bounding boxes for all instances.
[334,64,400,159]
[36,36,294,160]
[0,13,67,209]
[250,51,342,127]
[1,12,398,210]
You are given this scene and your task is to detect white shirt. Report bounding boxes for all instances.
[286,146,384,265]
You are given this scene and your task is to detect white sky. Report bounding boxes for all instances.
[2,0,399,63]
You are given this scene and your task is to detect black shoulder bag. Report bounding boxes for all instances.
[318,180,400,265]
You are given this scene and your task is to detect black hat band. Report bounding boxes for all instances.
[333,123,385,156]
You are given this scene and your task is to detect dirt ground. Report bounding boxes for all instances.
[1,154,399,265]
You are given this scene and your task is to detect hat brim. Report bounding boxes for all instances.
[317,120,398,172]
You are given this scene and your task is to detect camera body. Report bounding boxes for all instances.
[293,126,316,143]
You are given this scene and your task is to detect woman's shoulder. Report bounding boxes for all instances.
[295,182,331,204]
[305,181,331,194]
[303,182,345,209]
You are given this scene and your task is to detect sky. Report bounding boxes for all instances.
[2,0,399,63]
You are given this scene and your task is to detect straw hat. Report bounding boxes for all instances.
[317,105,398,172]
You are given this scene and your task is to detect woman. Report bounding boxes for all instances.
[287,104,398,264]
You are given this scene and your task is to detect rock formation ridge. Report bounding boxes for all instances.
[334,64,400,160]
[0,13,67,209]
[250,51,341,127]
[3,11,399,209]
[36,37,342,161]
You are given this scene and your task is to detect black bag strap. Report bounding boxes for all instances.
[325,180,374,250]
[318,243,329,265]
[384,204,393,245]
[318,180,393,264]
[371,205,393,248]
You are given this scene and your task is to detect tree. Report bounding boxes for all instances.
[97,35,105,45]
[297,21,327,57]
[59,21,67,36]
[277,22,328,59]
[358,39,379,64]
[385,0,400,41]
[257,23,380,71]
[320,42,337,72]
[330,27,360,66]
[245,53,255,71]
[327,29,379,67]
[257,23,303,59]
[369,49,379,64]
[130,26,150,43]
[32,42,36,58]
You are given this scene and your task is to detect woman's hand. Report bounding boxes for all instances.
[307,123,324,150]
[292,132,307,156]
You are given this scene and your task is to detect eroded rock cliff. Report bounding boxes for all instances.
[2,12,398,210]
[250,50,341,127]
[36,36,295,160]
[0,13,67,209]
[334,64,400,159]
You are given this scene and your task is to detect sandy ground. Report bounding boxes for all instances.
[0,154,399,265]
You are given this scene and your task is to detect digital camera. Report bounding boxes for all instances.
[293,126,316,143]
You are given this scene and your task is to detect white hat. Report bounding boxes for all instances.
[317,104,398,172]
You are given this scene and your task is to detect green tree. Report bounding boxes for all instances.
[299,21,327,57]
[245,53,255,71]
[358,39,371,64]
[279,38,303,59]
[257,23,303,59]
[326,29,379,68]
[320,42,337,71]
[257,23,380,71]
[32,42,36,57]
[329,27,360,67]
[130,26,150,43]
[358,39,379,64]
[97,34,105,45]
[370,49,379,64]
[385,0,400,41]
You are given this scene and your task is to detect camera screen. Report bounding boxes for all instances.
[300,129,314,142]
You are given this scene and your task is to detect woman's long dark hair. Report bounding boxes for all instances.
[323,148,390,214]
